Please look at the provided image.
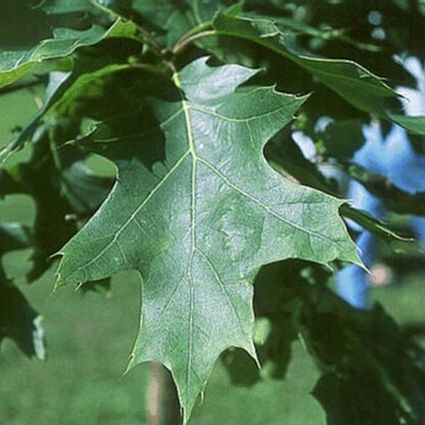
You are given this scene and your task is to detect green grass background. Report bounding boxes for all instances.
[0,87,424,425]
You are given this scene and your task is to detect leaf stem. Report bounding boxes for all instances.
[172,30,217,56]
[130,63,170,76]
[176,21,213,43]
[134,24,164,55]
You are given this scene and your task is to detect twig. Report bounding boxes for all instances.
[172,30,217,56]
[133,23,163,54]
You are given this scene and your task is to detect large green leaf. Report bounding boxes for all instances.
[56,57,359,421]
[205,14,425,135]
[209,15,395,111]
[0,1,131,89]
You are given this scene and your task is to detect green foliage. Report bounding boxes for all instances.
[0,223,46,360]
[56,57,359,420]
[1,1,425,424]
[0,0,113,89]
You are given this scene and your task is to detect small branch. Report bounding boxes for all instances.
[172,30,217,56]
[133,23,164,55]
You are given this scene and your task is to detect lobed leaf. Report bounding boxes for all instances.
[207,14,425,135]
[56,57,360,421]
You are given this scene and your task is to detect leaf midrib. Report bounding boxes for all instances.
[173,71,197,398]
[69,84,338,281]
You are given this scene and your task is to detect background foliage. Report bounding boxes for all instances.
[1,1,425,424]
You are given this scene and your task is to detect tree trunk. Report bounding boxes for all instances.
[147,362,182,425]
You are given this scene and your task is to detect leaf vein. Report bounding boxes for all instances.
[190,101,296,123]
[71,150,190,275]
[196,248,251,346]
[198,157,336,245]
